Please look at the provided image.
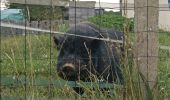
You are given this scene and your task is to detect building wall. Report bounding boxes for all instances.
[69,1,96,25]
[122,0,170,31]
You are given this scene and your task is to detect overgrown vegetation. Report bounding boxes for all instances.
[1,30,170,99]
[88,11,134,32]
[1,11,170,99]
[159,29,170,46]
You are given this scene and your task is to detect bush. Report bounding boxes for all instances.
[88,12,134,32]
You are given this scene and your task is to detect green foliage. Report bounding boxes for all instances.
[28,6,65,21]
[104,11,122,16]
[158,49,170,99]
[88,11,134,32]
[159,29,170,46]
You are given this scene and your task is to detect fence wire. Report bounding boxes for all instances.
[1,0,170,99]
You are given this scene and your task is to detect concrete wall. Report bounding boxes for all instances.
[122,0,170,31]
[69,1,96,25]
[8,0,67,6]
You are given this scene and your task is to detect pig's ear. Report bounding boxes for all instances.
[53,35,64,49]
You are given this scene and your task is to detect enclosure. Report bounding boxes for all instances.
[0,0,170,99]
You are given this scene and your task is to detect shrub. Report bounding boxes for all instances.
[88,12,134,32]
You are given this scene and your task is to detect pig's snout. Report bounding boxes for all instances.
[62,63,75,72]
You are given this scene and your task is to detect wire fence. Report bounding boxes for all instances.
[1,0,170,99]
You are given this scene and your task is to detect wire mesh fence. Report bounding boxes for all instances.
[1,0,170,99]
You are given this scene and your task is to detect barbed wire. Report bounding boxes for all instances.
[0,22,124,44]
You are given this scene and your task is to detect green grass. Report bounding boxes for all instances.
[0,34,77,99]
[1,31,170,99]
[158,49,170,99]
[159,30,170,46]
[1,34,57,75]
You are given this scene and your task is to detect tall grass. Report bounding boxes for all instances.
[1,29,170,99]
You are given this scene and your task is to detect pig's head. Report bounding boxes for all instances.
[53,35,101,81]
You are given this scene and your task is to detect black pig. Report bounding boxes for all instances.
[54,22,124,93]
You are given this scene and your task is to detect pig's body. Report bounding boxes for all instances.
[54,22,124,84]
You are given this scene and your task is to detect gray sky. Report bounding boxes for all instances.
[79,0,119,3]
[1,0,119,3]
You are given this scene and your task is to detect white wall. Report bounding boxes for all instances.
[123,0,170,31]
